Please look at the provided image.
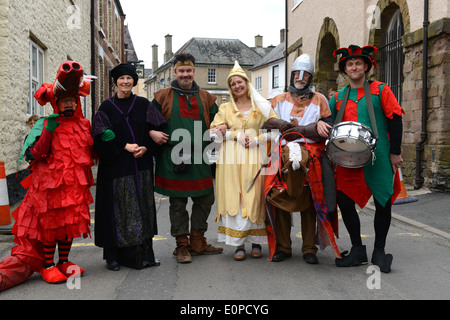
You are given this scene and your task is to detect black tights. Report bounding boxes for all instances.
[337,191,392,250]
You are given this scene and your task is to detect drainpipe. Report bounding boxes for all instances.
[284,0,289,93]
[414,0,429,189]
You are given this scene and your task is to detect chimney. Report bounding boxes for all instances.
[255,35,263,48]
[280,29,285,43]
[152,44,159,72]
[164,34,173,63]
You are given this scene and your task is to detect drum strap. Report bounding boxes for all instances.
[363,81,378,139]
[335,81,378,139]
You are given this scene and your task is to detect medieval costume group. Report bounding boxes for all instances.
[0,44,404,291]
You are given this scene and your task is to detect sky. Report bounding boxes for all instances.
[120,0,285,68]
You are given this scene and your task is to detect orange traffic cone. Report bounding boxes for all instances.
[394,168,418,205]
[0,162,12,227]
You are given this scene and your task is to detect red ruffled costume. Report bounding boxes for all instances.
[0,61,94,291]
[13,115,94,242]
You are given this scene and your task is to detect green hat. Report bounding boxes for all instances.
[333,45,378,74]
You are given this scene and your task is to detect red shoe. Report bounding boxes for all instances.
[40,266,67,284]
[57,261,85,277]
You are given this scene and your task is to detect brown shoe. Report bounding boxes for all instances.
[191,244,224,256]
[190,230,223,255]
[251,244,262,259]
[173,235,189,256]
[234,248,246,261]
[176,245,192,264]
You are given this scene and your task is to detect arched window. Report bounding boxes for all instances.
[380,9,404,104]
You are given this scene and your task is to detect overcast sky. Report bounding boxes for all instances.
[120,0,285,68]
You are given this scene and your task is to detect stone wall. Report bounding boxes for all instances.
[402,18,450,190]
[307,0,450,191]
[91,0,125,113]
[0,0,92,205]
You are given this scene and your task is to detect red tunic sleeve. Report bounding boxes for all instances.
[380,84,404,119]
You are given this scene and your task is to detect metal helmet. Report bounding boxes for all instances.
[292,54,315,79]
[290,54,315,94]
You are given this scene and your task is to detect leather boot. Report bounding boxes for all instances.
[175,236,192,263]
[371,248,393,273]
[335,245,368,267]
[189,230,223,255]
[176,245,192,264]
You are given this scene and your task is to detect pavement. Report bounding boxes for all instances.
[0,182,449,301]
[1,183,449,252]
[371,184,450,239]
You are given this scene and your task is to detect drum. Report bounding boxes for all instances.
[325,121,377,168]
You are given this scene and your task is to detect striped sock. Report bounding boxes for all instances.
[43,241,57,269]
[58,240,73,264]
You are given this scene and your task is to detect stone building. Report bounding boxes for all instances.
[0,0,127,208]
[124,24,150,98]
[91,0,125,112]
[146,35,269,105]
[0,0,92,205]
[250,30,287,100]
[286,0,449,190]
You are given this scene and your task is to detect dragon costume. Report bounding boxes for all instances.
[0,61,94,290]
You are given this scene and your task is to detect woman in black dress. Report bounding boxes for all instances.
[92,63,167,271]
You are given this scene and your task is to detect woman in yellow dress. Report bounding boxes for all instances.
[211,61,278,261]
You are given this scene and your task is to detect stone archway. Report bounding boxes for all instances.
[368,0,410,80]
[315,17,340,96]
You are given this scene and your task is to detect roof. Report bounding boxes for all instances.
[124,25,139,62]
[154,37,264,73]
[250,42,285,70]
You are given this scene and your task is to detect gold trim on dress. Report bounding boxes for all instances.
[218,226,267,239]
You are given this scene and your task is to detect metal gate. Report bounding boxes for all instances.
[379,9,404,105]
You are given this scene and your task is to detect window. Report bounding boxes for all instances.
[272,65,279,88]
[380,9,404,105]
[208,68,216,84]
[99,55,105,102]
[108,0,112,42]
[115,15,120,53]
[255,76,262,91]
[293,0,303,10]
[29,40,45,116]
[98,0,104,29]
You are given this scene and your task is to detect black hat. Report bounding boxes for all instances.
[111,63,139,86]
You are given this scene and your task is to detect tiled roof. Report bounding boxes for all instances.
[156,37,264,72]
[250,42,285,70]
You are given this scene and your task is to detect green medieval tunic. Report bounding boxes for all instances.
[329,80,403,208]
[152,82,218,197]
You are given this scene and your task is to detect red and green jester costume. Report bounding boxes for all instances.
[329,46,404,209]
[329,45,404,273]
[0,61,94,290]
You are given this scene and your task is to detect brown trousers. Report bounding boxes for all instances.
[267,143,318,255]
[274,204,318,255]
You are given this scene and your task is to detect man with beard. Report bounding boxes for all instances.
[265,54,340,264]
[152,53,223,264]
